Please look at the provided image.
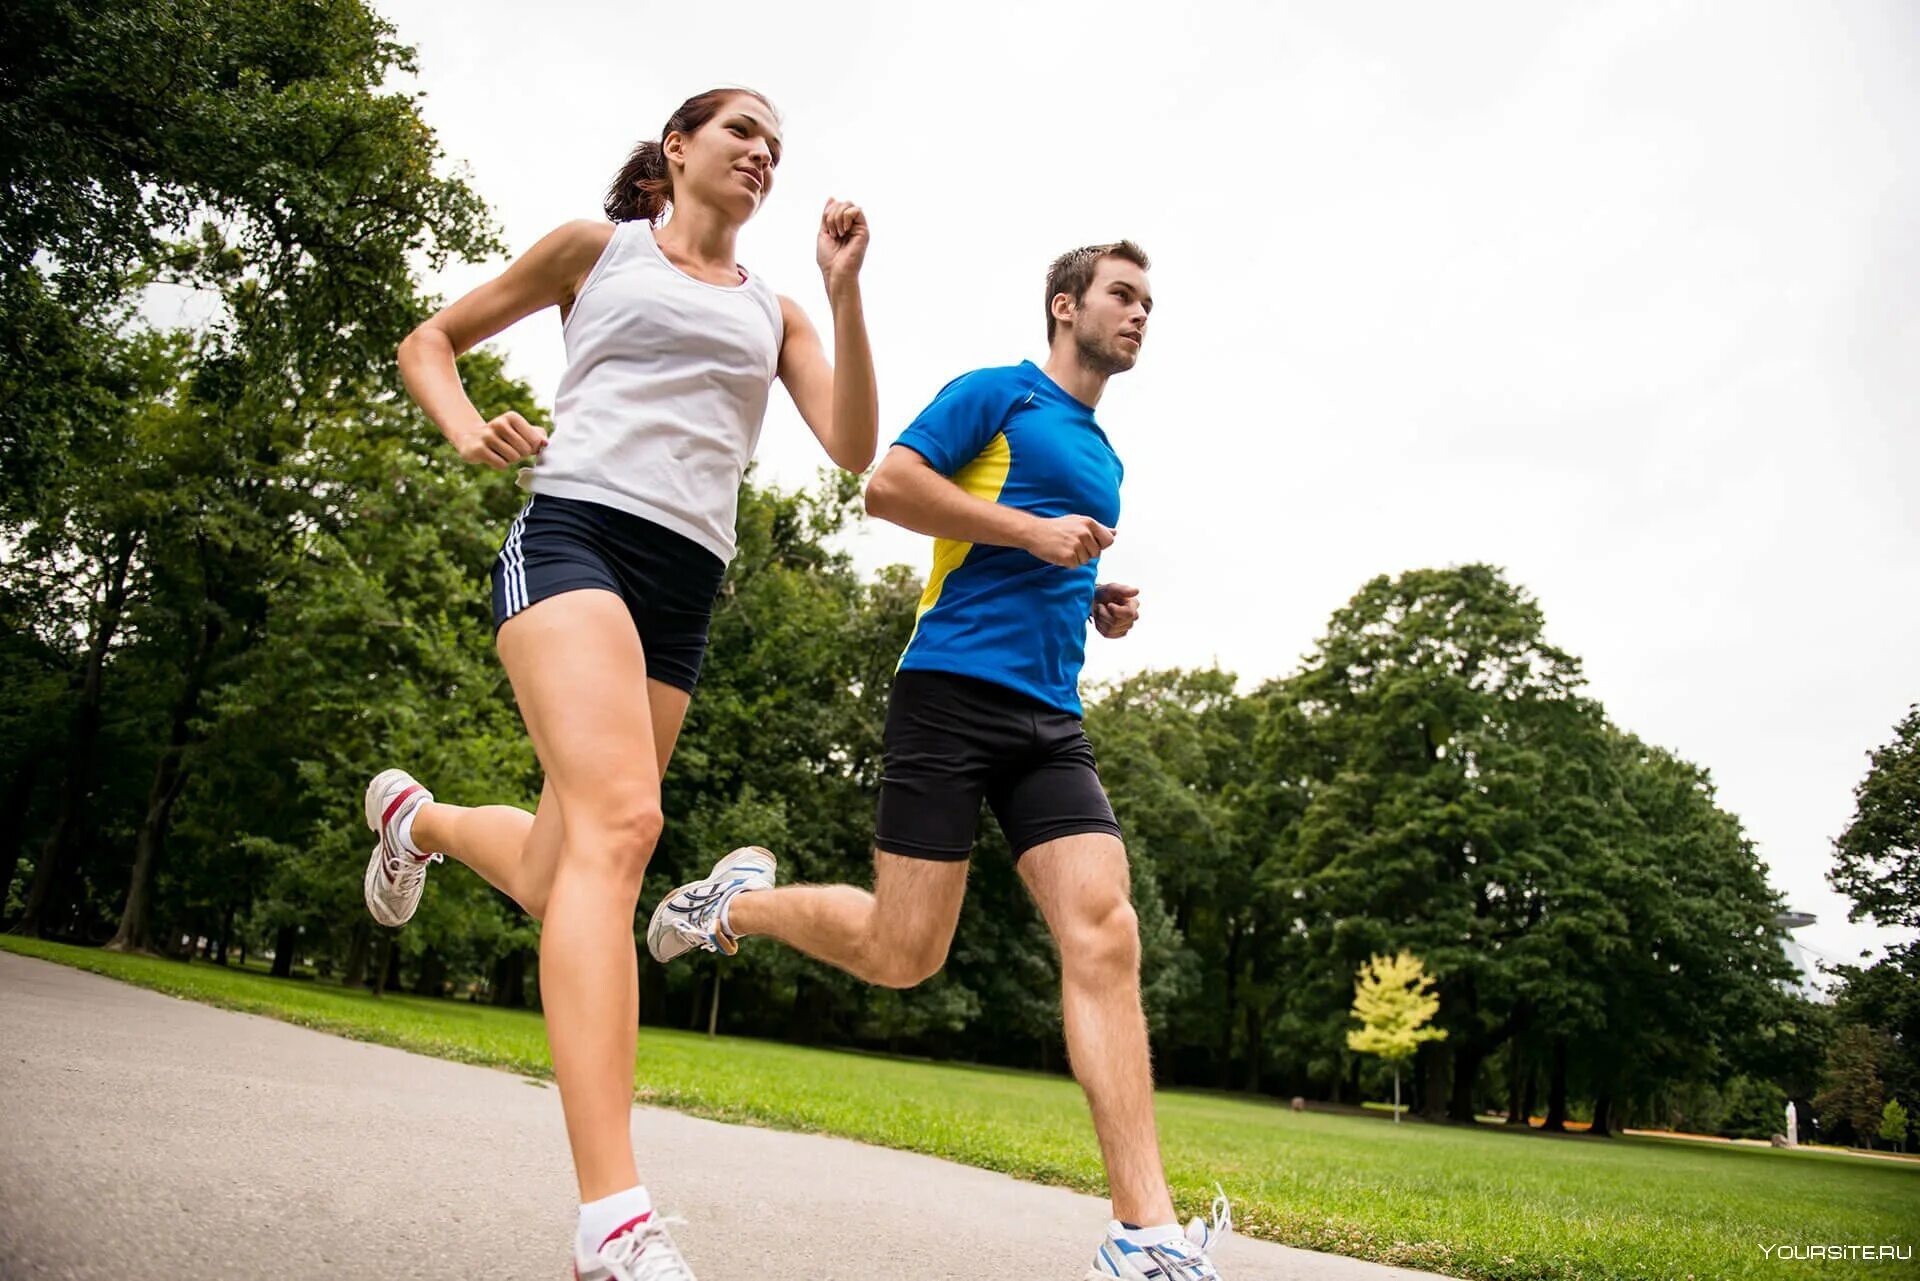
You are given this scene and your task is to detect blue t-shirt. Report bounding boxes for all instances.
[893,361,1124,717]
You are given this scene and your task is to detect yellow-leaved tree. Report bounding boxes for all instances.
[1346,951,1446,1123]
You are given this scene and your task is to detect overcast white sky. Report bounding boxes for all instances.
[369,0,1918,971]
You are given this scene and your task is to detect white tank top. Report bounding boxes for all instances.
[520,220,784,563]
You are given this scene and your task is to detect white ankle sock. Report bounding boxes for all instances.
[394,805,430,860]
[1114,1221,1185,1249]
[717,887,747,939]
[577,1185,653,1259]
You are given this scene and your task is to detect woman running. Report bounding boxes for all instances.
[361,87,874,1281]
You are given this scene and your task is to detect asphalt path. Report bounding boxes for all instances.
[0,952,1441,1280]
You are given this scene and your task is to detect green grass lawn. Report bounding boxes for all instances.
[6,936,1916,1280]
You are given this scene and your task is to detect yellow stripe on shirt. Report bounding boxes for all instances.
[900,431,1013,664]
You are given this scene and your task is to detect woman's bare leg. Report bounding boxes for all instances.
[410,675,691,922]
[491,589,688,1199]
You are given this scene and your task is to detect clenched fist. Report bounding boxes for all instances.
[816,198,869,287]
[455,411,548,471]
[1092,583,1140,638]
[1024,515,1115,568]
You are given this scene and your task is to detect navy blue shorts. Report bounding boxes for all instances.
[875,670,1122,860]
[491,495,726,694]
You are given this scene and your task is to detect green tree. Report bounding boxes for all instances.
[1719,1075,1788,1141]
[1880,1098,1908,1152]
[1085,669,1244,1084]
[1815,1024,1888,1148]
[1830,945,1920,1107]
[1254,566,1603,1120]
[1346,951,1447,1121]
[1831,705,1920,931]
[3,0,494,939]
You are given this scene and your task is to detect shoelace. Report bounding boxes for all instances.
[1141,1242,1219,1281]
[384,850,440,892]
[669,918,720,953]
[667,877,754,951]
[1187,1183,1231,1249]
[602,1216,695,1281]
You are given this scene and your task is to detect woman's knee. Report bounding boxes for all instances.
[561,797,664,886]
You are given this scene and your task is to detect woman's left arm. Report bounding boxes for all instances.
[778,198,877,473]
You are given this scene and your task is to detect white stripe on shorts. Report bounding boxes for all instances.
[502,498,533,617]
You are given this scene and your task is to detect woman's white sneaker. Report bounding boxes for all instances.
[362,768,440,927]
[575,1212,697,1281]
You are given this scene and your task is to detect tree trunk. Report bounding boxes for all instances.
[18,530,138,936]
[1590,1092,1614,1138]
[270,924,297,978]
[342,921,371,988]
[1506,1036,1529,1125]
[490,948,527,1008]
[1217,922,1241,1090]
[1243,998,1265,1093]
[1542,1037,1570,1132]
[107,613,218,954]
[707,967,722,1036]
[413,947,445,997]
[687,974,707,1030]
[215,900,235,965]
[784,973,820,1042]
[1448,1043,1486,1122]
[1421,1043,1452,1121]
[372,932,398,997]
[0,756,41,921]
[1394,1065,1402,1123]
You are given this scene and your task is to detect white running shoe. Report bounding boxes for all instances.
[575,1212,697,1281]
[646,846,777,963]
[1086,1186,1232,1280]
[362,768,441,927]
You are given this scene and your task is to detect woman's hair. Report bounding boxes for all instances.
[604,87,778,223]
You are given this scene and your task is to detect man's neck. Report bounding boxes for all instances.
[1039,351,1110,408]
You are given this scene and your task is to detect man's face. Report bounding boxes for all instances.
[1066,258,1152,376]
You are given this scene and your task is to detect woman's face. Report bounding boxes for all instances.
[670,94,783,221]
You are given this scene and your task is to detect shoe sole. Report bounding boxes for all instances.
[362,769,418,928]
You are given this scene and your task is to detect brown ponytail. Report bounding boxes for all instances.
[604,87,778,223]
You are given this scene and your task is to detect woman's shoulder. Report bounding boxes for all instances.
[544,218,619,266]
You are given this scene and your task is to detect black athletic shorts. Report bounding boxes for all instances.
[490,494,726,694]
[875,669,1123,861]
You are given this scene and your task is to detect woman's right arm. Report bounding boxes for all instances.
[397,219,615,469]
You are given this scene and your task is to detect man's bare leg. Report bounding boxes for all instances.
[724,851,968,988]
[1020,832,1175,1228]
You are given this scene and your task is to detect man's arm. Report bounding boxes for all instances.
[864,445,1114,568]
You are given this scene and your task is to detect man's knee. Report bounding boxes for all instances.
[1061,895,1141,979]
[866,937,950,989]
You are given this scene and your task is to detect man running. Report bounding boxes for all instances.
[650,241,1231,1280]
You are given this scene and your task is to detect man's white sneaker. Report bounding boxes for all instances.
[362,768,441,927]
[1087,1187,1232,1280]
[574,1212,696,1281]
[646,846,777,963]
